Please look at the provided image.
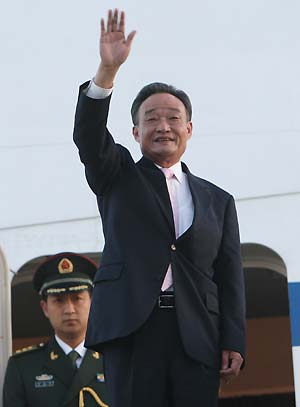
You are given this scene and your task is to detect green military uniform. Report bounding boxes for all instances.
[2,252,110,407]
[3,338,109,407]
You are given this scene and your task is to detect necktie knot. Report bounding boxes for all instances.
[161,167,174,180]
[68,349,80,368]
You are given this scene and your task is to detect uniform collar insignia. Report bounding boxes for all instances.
[92,351,100,359]
[50,351,59,360]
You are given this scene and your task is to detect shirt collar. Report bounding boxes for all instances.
[155,161,183,183]
[55,334,87,359]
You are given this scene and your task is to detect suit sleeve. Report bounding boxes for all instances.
[3,358,28,407]
[213,195,246,359]
[73,82,132,196]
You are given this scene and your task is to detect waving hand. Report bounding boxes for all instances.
[95,9,136,88]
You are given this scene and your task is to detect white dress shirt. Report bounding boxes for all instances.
[157,162,194,290]
[55,335,87,368]
[85,79,113,99]
[156,161,194,237]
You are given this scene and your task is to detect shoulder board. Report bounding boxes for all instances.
[13,343,46,357]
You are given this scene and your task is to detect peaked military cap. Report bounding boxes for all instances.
[33,252,97,296]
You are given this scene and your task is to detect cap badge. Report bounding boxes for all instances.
[58,258,73,274]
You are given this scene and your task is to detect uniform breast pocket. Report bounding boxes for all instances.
[94,263,123,283]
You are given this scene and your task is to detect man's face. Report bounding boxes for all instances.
[40,291,91,343]
[132,93,192,167]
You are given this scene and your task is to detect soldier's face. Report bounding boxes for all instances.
[40,291,91,343]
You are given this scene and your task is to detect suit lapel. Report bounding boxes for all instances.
[188,175,211,221]
[137,157,175,236]
[64,350,103,405]
[181,163,212,237]
[44,338,74,388]
[137,158,212,238]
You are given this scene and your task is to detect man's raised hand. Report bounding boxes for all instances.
[100,9,136,68]
[95,9,136,88]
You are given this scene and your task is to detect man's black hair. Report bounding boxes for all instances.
[131,82,192,125]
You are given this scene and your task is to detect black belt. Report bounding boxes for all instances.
[158,292,175,309]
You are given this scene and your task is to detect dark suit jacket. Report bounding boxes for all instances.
[73,83,246,369]
[2,337,109,407]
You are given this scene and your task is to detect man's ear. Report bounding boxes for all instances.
[132,126,140,143]
[40,299,49,319]
[187,121,193,140]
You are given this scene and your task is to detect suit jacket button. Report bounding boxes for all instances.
[171,244,176,251]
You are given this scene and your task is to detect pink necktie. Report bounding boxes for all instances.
[160,168,179,291]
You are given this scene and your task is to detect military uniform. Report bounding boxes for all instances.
[2,252,110,407]
[3,337,109,406]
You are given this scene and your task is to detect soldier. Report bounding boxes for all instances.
[3,252,109,407]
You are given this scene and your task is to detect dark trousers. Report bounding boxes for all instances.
[103,304,220,407]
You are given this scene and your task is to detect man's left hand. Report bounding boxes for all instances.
[220,350,243,384]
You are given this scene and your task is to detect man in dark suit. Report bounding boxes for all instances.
[73,9,246,407]
[2,252,109,407]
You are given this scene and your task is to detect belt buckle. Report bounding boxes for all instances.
[158,294,174,309]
